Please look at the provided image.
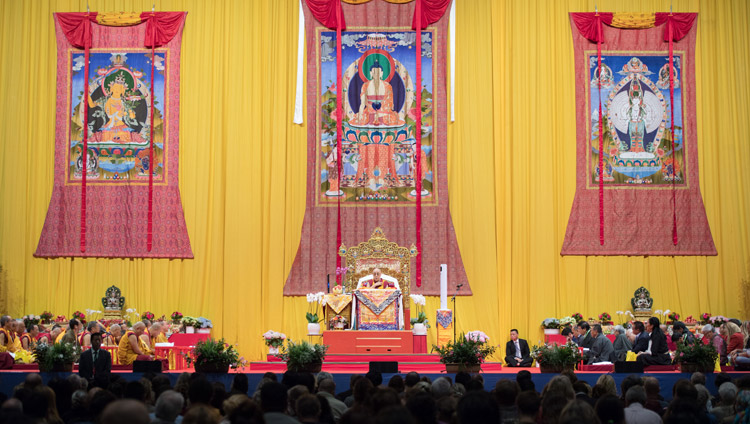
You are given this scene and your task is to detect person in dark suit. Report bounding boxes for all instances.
[504,329,533,367]
[637,317,671,366]
[576,321,595,349]
[78,332,111,388]
[631,321,650,354]
[585,324,616,364]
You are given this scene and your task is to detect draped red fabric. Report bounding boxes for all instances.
[411,0,451,29]
[56,12,98,48]
[305,0,346,30]
[570,12,613,42]
[571,12,696,43]
[655,13,697,42]
[141,12,187,47]
[415,0,423,287]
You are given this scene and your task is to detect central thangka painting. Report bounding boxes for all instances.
[285,1,468,296]
[317,31,434,202]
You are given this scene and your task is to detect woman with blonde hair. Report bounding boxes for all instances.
[591,374,617,399]
[723,322,745,356]
[741,321,750,349]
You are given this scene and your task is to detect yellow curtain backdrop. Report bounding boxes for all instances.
[0,0,748,362]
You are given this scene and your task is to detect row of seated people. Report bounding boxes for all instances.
[0,314,172,366]
[504,317,750,368]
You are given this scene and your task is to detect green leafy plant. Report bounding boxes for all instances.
[410,311,430,328]
[409,294,430,328]
[182,316,199,327]
[33,342,78,372]
[306,293,324,324]
[275,340,328,372]
[541,318,560,329]
[531,342,583,370]
[675,338,718,368]
[432,334,496,366]
[183,338,246,370]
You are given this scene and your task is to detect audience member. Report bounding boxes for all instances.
[594,394,625,424]
[624,386,661,424]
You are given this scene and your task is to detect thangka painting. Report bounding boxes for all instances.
[35,12,192,258]
[561,13,716,255]
[317,31,435,203]
[285,1,468,295]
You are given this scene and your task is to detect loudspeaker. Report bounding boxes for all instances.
[133,360,163,373]
[369,361,398,373]
[614,361,644,373]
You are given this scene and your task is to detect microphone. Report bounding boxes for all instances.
[456,283,464,288]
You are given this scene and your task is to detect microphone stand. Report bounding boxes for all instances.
[452,284,461,343]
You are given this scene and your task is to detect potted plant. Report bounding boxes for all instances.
[709,315,728,327]
[23,315,41,328]
[141,311,155,322]
[306,292,324,335]
[558,316,576,330]
[33,342,77,372]
[700,313,711,325]
[182,316,199,333]
[184,338,246,373]
[40,311,54,325]
[542,318,561,335]
[666,311,680,325]
[171,311,183,324]
[197,317,213,334]
[72,310,87,325]
[263,330,287,354]
[432,332,496,373]
[675,338,718,373]
[275,340,328,373]
[598,312,613,325]
[409,294,429,335]
[531,342,583,373]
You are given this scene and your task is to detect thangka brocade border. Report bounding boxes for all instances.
[353,290,401,315]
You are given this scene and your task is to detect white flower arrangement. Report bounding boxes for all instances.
[558,316,577,328]
[465,330,490,344]
[409,294,426,306]
[306,292,325,304]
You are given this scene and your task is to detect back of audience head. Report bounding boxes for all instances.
[642,376,660,397]
[541,393,569,424]
[260,382,288,413]
[229,398,264,424]
[100,399,150,424]
[353,377,374,406]
[619,374,642,399]
[376,405,416,424]
[573,380,591,397]
[672,379,698,402]
[718,382,737,405]
[296,394,321,423]
[388,374,405,394]
[542,375,575,401]
[405,372,421,388]
[594,394,624,424]
[454,372,471,389]
[431,377,451,399]
[230,373,249,395]
[559,399,600,424]
[183,403,220,424]
[154,390,184,422]
[592,374,616,399]
[366,370,383,387]
[690,372,706,386]
[493,379,519,407]
[625,385,647,406]
[287,384,310,416]
[405,392,437,424]
[188,375,214,406]
[456,390,499,424]
[369,387,401,413]
[318,378,336,395]
[516,390,540,420]
[516,370,536,393]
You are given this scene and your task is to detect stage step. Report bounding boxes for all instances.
[266,353,442,363]
[249,361,505,374]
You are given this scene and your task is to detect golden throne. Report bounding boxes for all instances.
[338,227,418,298]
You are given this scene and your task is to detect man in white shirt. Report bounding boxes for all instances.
[624,386,662,424]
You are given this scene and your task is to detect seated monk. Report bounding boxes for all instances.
[360,268,397,289]
[21,324,40,351]
[140,322,163,355]
[45,325,62,345]
[156,321,169,344]
[0,315,17,353]
[105,324,122,347]
[118,321,153,365]
[11,320,24,352]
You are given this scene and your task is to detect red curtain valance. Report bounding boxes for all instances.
[412,0,451,29]
[305,0,450,31]
[55,11,185,48]
[571,12,696,43]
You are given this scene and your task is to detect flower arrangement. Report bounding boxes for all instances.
[141,311,155,321]
[541,318,560,329]
[684,315,698,325]
[666,311,680,324]
[531,342,583,372]
[571,312,584,322]
[709,315,728,327]
[465,331,490,344]
[33,342,78,372]
[171,311,184,323]
[22,315,41,327]
[700,313,711,324]
[85,309,102,319]
[615,311,634,325]
[409,294,429,328]
[263,330,287,348]
[329,315,349,329]
[197,317,213,329]
[335,266,352,285]
[55,314,67,323]
[183,338,246,372]
[182,316,199,328]
[72,310,87,324]
[674,338,718,373]
[598,312,613,325]
[40,311,54,324]
[275,340,329,373]
[558,316,577,329]
[432,334,496,368]
[306,292,325,323]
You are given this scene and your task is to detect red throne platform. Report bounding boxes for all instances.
[324,330,414,354]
